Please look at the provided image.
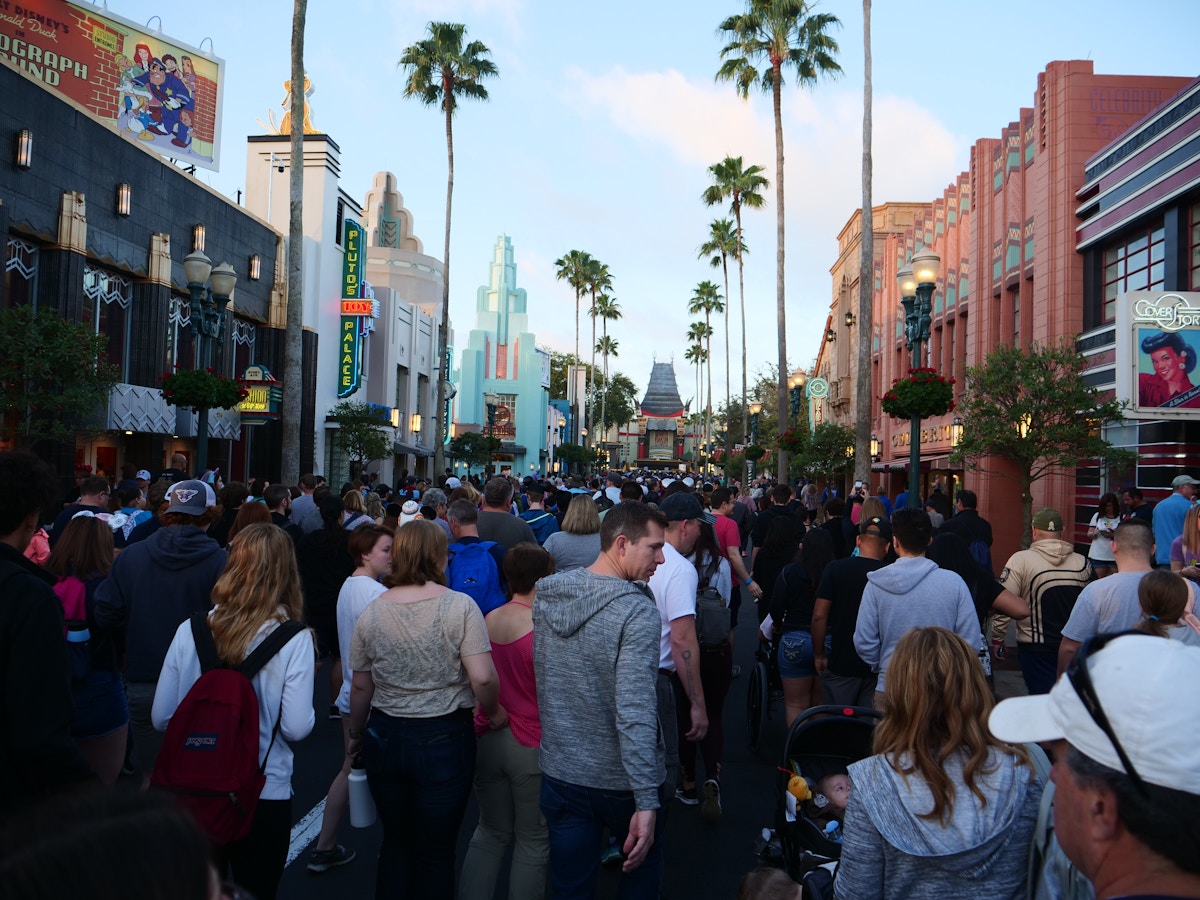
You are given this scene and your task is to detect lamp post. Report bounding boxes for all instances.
[896,248,941,509]
[183,249,237,477]
[484,391,499,477]
[748,401,762,483]
[788,369,807,428]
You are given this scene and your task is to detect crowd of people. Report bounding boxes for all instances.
[2,451,1199,900]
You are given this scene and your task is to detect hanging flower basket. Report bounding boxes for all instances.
[160,367,248,411]
[777,426,807,454]
[745,444,766,461]
[881,367,955,420]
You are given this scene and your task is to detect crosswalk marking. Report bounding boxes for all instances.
[286,799,326,867]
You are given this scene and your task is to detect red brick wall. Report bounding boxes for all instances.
[66,8,123,119]
[194,75,216,144]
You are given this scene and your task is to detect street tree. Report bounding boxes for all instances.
[0,306,118,449]
[399,21,498,478]
[950,341,1134,549]
[596,372,639,435]
[698,217,745,455]
[718,0,842,481]
[794,421,856,485]
[595,333,619,439]
[329,400,392,480]
[448,430,501,479]
[702,155,767,484]
[689,280,724,469]
[554,250,593,438]
[583,257,612,445]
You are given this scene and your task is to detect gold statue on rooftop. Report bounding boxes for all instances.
[260,74,318,135]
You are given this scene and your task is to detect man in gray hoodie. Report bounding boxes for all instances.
[853,508,978,706]
[534,501,669,899]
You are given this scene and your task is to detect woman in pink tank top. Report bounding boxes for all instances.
[461,542,555,900]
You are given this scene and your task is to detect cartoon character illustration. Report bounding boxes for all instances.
[134,57,193,140]
[179,55,198,96]
[171,109,193,149]
[121,95,158,141]
[1139,330,1200,409]
[130,42,152,78]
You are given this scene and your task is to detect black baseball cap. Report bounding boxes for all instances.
[859,515,893,541]
[659,492,717,525]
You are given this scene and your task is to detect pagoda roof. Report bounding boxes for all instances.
[640,362,686,418]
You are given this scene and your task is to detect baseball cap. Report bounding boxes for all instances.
[659,491,716,525]
[858,515,893,541]
[165,480,216,515]
[1031,508,1063,532]
[682,476,696,488]
[988,634,1200,794]
[1172,474,1200,488]
[135,469,151,481]
[445,476,462,489]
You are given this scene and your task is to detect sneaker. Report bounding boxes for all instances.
[701,779,722,822]
[328,704,341,721]
[307,844,356,874]
[674,785,699,806]
[731,665,742,678]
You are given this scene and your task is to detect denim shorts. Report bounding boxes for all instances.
[777,630,831,679]
[72,669,129,739]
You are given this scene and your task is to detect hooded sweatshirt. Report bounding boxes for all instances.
[533,567,665,811]
[94,525,227,682]
[836,749,1043,900]
[997,539,1091,651]
[853,556,979,691]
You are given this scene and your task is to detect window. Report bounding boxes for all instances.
[1190,201,1200,290]
[1102,221,1165,323]
[4,236,38,311]
[335,198,345,246]
[167,296,195,370]
[230,318,255,379]
[1012,288,1021,346]
[82,264,131,378]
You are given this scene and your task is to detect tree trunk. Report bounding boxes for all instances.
[721,254,732,458]
[772,64,789,483]
[573,289,580,444]
[1021,468,1034,550]
[433,93,455,480]
[280,0,306,484]
[854,0,874,487]
[734,202,749,487]
[705,309,713,479]
[600,317,608,448]
[588,288,597,453]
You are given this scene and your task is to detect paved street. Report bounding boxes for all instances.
[277,588,1029,899]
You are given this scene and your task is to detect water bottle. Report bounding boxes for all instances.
[824,820,843,844]
[348,760,376,828]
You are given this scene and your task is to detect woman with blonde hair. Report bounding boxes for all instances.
[342,489,370,529]
[152,524,316,900]
[364,491,385,524]
[836,626,1043,900]
[346,519,504,898]
[542,494,602,571]
[1170,504,1200,581]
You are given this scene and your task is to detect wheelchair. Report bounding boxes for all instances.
[746,632,783,753]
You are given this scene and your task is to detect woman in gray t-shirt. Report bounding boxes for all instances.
[543,495,602,571]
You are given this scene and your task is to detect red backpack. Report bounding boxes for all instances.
[151,613,304,845]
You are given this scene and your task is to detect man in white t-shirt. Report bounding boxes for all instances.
[647,492,710,812]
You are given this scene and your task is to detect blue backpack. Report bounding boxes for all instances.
[447,541,506,615]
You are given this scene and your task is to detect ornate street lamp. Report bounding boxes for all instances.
[182,249,237,477]
[896,248,941,508]
[748,401,762,482]
[788,369,807,427]
[951,416,964,447]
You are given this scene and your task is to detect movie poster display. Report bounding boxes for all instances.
[1116,292,1200,419]
[0,0,224,170]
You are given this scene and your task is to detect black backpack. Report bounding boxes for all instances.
[694,554,730,650]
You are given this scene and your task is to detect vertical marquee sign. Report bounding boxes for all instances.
[338,219,364,398]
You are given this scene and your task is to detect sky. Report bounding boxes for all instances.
[102,0,1200,411]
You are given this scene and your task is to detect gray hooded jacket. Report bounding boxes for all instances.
[854,556,979,691]
[533,567,666,810]
[836,749,1044,900]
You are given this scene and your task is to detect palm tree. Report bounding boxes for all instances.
[702,155,768,483]
[698,218,744,457]
[583,258,612,449]
[595,334,619,436]
[281,0,307,482]
[718,0,842,481]
[595,292,622,440]
[855,0,874,487]
[554,249,593,442]
[686,320,712,463]
[689,281,724,475]
[399,22,499,477]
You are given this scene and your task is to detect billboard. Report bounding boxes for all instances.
[1116,292,1200,419]
[0,0,224,171]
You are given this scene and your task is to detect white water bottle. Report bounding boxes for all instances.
[348,761,376,828]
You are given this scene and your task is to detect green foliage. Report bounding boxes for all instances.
[950,341,1135,547]
[881,367,955,420]
[330,400,393,478]
[548,351,598,401]
[744,444,765,461]
[398,22,498,113]
[596,372,639,433]
[160,367,248,411]
[716,1,844,99]
[0,305,119,448]
[793,421,856,482]
[448,430,501,474]
[555,442,589,466]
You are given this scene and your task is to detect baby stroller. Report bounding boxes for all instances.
[776,705,882,882]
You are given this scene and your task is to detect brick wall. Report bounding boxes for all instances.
[194,76,216,144]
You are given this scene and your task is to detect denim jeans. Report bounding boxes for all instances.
[540,775,667,900]
[778,629,831,679]
[362,708,476,900]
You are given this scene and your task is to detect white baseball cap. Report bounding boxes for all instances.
[989,635,1200,793]
[445,476,462,489]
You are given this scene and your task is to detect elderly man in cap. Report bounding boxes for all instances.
[94,480,226,782]
[1153,474,1199,567]
[990,635,1200,899]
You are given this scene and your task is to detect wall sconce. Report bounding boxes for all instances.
[389,408,400,428]
[193,224,206,252]
[844,310,856,328]
[825,327,837,342]
[14,129,32,169]
[1016,412,1031,439]
[116,182,131,217]
[950,416,964,447]
[249,254,261,281]
[410,413,422,433]
[870,434,880,458]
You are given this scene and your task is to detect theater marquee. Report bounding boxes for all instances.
[1116,291,1200,420]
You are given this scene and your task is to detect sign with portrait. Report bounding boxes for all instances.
[0,0,225,170]
[1116,292,1200,419]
